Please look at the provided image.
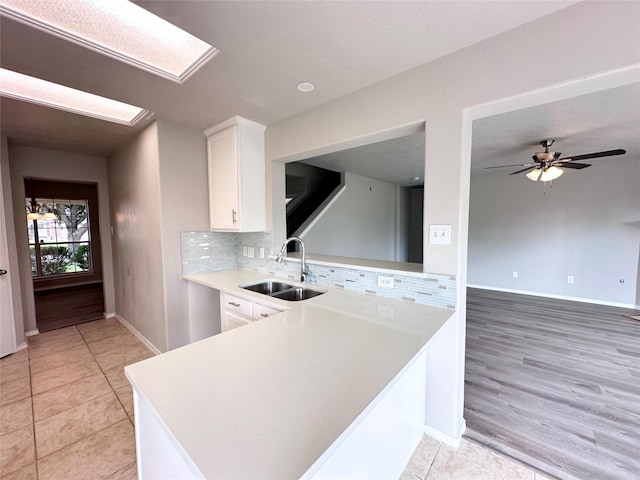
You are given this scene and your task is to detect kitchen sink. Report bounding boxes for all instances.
[271,287,324,301]
[240,280,294,295]
[239,280,325,301]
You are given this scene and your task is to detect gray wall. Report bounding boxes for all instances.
[108,122,166,351]
[156,120,209,350]
[108,120,208,352]
[1,137,25,346]
[264,1,640,440]
[8,145,115,334]
[301,171,398,261]
[468,156,640,307]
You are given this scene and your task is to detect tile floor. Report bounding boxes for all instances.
[1,318,153,480]
[401,435,555,480]
[2,317,554,480]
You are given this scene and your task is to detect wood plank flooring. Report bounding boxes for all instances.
[464,288,640,480]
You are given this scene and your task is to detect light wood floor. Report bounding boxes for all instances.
[464,288,640,480]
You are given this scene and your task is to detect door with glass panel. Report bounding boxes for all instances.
[25,179,104,331]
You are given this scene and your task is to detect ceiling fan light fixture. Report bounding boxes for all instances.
[526,166,563,182]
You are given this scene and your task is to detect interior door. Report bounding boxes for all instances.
[0,177,17,357]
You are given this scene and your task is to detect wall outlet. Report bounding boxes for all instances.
[247,247,255,258]
[567,275,574,284]
[429,224,451,245]
[512,271,518,279]
[259,247,265,258]
[242,246,248,257]
[378,276,394,288]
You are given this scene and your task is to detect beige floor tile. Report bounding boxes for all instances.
[37,418,135,480]
[32,373,112,422]
[29,343,94,375]
[401,434,441,480]
[31,359,101,395]
[114,385,134,417]
[27,326,78,344]
[35,392,127,459]
[0,398,32,436]
[104,364,130,390]
[105,461,137,480]
[0,462,37,480]
[0,425,35,476]
[426,439,535,480]
[78,319,128,344]
[0,349,29,367]
[93,342,154,371]
[0,361,30,386]
[86,332,141,357]
[27,333,85,360]
[0,376,31,407]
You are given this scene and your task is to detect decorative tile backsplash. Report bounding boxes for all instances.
[182,231,456,309]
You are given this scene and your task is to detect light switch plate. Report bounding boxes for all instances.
[377,276,394,288]
[429,224,451,245]
[248,247,255,258]
[242,246,248,257]
[259,247,265,258]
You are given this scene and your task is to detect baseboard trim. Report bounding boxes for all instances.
[15,342,28,351]
[115,314,162,356]
[467,284,638,310]
[25,329,39,337]
[105,312,116,319]
[424,419,466,447]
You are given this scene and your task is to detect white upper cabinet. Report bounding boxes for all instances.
[204,116,266,232]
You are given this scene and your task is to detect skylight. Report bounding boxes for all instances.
[0,0,218,83]
[0,68,148,125]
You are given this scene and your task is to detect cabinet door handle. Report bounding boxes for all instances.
[0,269,7,276]
[228,302,240,307]
[232,209,237,224]
[260,313,269,318]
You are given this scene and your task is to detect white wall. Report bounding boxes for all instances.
[265,1,640,441]
[0,137,25,346]
[108,120,209,352]
[8,145,115,334]
[468,157,640,308]
[156,120,209,350]
[301,172,398,261]
[108,122,166,352]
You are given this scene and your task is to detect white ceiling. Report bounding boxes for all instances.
[296,83,640,185]
[0,0,578,157]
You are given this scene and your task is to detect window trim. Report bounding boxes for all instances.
[24,179,102,291]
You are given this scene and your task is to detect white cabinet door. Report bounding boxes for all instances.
[205,116,266,232]
[223,310,252,332]
[207,127,239,230]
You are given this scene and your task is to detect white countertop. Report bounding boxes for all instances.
[125,269,453,479]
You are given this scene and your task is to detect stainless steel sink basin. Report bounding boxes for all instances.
[240,280,294,295]
[239,280,325,301]
[271,287,324,301]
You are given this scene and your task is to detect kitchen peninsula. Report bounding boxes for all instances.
[125,269,453,479]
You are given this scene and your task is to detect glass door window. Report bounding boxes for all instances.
[26,198,92,277]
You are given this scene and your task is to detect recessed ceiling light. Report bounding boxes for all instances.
[0,0,218,83]
[297,82,315,93]
[0,68,149,125]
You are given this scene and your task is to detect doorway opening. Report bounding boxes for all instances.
[24,179,104,331]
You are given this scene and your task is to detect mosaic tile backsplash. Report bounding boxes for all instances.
[182,231,456,309]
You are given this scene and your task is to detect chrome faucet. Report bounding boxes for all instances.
[276,236,310,282]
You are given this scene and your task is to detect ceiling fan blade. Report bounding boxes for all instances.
[485,163,534,169]
[560,149,626,162]
[510,166,537,175]
[556,162,591,169]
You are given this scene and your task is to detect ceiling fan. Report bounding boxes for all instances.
[486,139,626,182]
